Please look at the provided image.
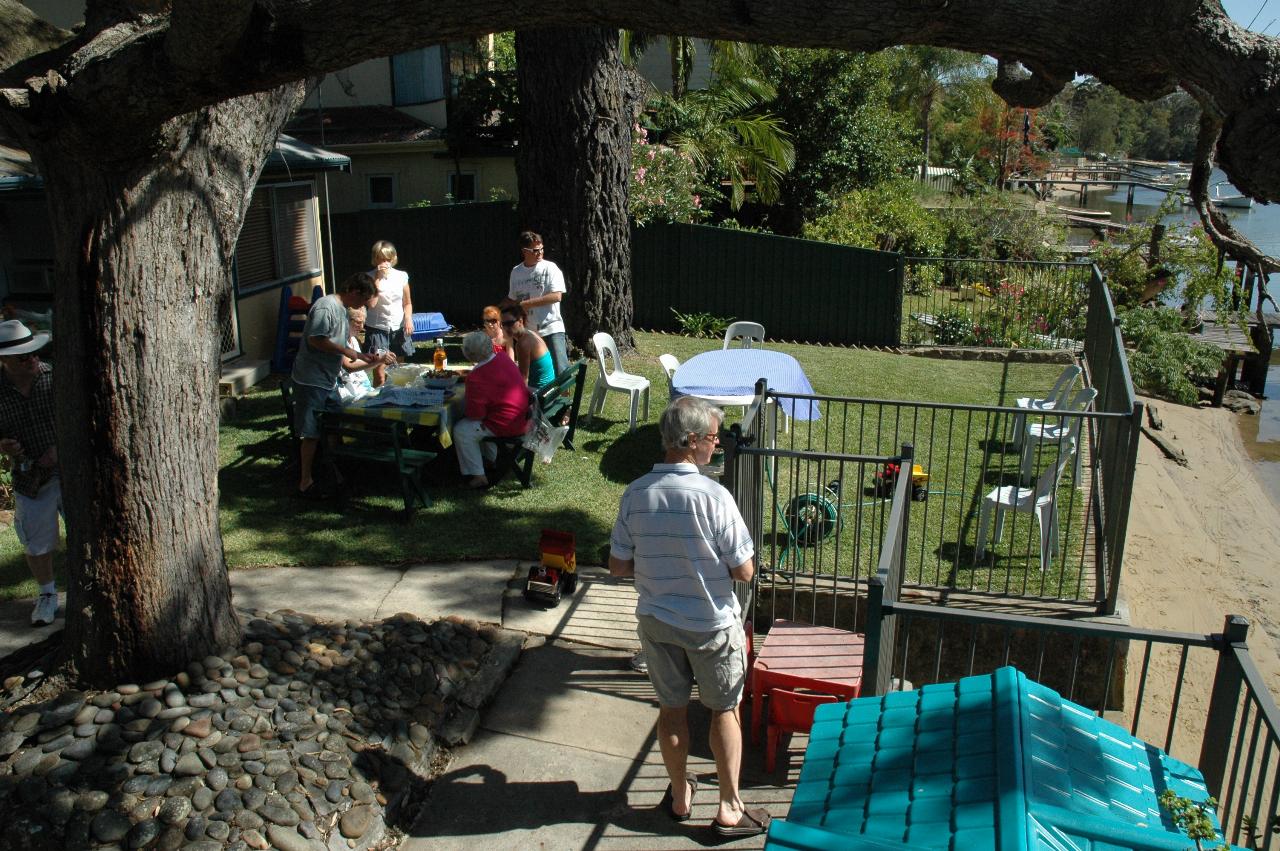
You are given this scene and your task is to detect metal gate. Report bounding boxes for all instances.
[723,385,908,634]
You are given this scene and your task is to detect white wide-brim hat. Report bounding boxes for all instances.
[0,320,50,356]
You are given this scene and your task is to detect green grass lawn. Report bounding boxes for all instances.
[0,331,1085,602]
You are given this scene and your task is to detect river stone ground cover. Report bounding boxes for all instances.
[0,609,523,850]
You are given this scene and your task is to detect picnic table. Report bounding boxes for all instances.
[320,385,466,514]
[335,384,464,448]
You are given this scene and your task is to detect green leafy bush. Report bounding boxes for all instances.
[1120,307,1223,405]
[803,179,945,256]
[933,309,973,345]
[905,264,942,295]
[968,309,1018,347]
[0,456,12,512]
[670,308,735,339]
[935,190,1065,261]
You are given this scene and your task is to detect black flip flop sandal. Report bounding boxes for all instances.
[658,775,698,822]
[711,806,771,837]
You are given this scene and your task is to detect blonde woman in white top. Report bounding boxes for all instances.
[363,239,414,386]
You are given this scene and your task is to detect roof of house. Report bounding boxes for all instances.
[286,106,443,147]
[264,134,351,175]
[0,134,348,192]
[766,666,1232,851]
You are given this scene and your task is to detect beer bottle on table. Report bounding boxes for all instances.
[433,341,447,371]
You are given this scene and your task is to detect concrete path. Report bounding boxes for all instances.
[1,561,802,849]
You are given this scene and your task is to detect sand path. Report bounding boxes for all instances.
[1120,397,1280,760]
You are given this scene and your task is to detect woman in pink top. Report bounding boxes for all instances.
[452,331,531,488]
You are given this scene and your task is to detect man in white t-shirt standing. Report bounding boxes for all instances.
[507,231,568,376]
[609,396,771,839]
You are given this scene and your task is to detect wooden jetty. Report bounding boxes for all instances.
[1193,311,1278,405]
[1011,170,1184,217]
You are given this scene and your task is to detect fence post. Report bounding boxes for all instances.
[898,443,914,574]
[723,422,740,501]
[863,444,913,697]
[1200,615,1250,797]
[863,578,888,698]
[891,255,905,347]
[1103,400,1144,614]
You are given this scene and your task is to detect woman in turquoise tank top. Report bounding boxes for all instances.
[499,299,556,389]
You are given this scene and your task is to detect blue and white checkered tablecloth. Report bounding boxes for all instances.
[672,349,820,420]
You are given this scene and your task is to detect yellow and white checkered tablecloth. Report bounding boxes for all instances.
[337,390,462,448]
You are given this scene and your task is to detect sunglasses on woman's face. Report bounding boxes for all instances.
[483,319,499,326]
[501,319,518,328]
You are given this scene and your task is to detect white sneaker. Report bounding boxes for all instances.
[629,651,647,674]
[31,593,58,627]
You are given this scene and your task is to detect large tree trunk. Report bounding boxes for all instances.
[24,86,307,686]
[515,26,633,352]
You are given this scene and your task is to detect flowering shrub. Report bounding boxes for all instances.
[956,273,1086,348]
[630,125,715,226]
[933,309,973,345]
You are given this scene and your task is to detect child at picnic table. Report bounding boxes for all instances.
[337,306,387,400]
[364,239,414,387]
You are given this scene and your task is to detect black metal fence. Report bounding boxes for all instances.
[722,394,906,633]
[726,381,1131,611]
[901,257,1094,350]
[1082,265,1144,613]
[865,549,1280,849]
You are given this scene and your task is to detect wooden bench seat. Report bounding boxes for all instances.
[280,378,435,517]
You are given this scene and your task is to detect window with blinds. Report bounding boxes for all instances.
[234,182,320,294]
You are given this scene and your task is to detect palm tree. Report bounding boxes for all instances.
[625,35,796,208]
[887,46,986,181]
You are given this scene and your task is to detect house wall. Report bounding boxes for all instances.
[303,61,448,128]
[235,276,324,364]
[634,42,713,94]
[317,145,516,213]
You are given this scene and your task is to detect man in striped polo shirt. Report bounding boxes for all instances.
[609,396,770,838]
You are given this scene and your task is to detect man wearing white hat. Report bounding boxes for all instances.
[0,319,61,626]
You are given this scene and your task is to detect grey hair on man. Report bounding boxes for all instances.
[659,396,724,451]
[460,330,493,364]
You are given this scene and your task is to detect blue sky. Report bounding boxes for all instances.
[1222,0,1278,32]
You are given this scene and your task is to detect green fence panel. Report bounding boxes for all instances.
[326,203,519,326]
[632,223,902,345]
[326,210,901,345]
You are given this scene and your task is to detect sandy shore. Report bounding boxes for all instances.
[1120,397,1280,758]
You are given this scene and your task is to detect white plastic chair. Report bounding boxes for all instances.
[1012,365,1081,448]
[658,354,681,400]
[975,453,1071,572]
[1019,387,1097,484]
[723,321,765,350]
[586,332,651,432]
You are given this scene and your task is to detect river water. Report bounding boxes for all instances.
[1076,169,1280,507]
